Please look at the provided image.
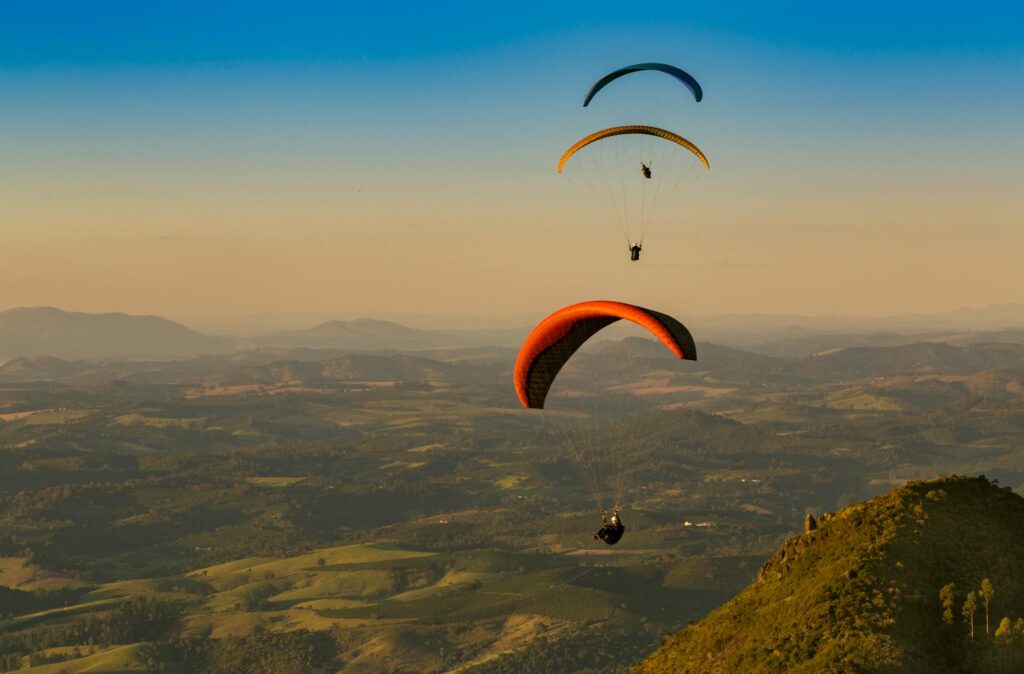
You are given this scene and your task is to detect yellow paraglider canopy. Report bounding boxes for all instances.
[557,125,710,173]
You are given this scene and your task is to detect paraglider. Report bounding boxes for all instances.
[582,62,703,107]
[529,62,708,544]
[514,300,696,410]
[515,301,697,544]
[594,509,625,545]
[562,62,709,260]
[557,125,710,174]
[557,125,710,259]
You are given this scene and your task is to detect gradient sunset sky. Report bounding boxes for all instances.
[2,1,1022,324]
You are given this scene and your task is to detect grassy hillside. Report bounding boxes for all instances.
[634,476,1024,673]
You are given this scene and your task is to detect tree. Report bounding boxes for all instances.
[980,578,995,636]
[995,617,1012,642]
[963,591,978,640]
[939,583,956,625]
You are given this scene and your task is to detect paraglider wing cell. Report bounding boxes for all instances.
[583,62,703,107]
[557,125,710,173]
[514,301,697,409]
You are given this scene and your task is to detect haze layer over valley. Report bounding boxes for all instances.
[10,304,1024,363]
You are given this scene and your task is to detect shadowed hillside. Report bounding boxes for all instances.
[634,476,1024,673]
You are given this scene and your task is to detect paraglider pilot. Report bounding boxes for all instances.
[641,162,652,179]
[593,508,625,545]
[629,242,642,262]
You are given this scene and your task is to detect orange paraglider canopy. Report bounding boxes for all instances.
[514,300,696,409]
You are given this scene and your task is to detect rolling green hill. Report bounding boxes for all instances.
[634,476,1024,673]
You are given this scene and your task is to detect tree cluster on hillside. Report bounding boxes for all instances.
[0,597,180,672]
[467,624,658,674]
[140,627,338,674]
[941,578,1024,671]
[0,585,82,621]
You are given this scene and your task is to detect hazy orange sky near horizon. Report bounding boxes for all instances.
[2,2,1022,324]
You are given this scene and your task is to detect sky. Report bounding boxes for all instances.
[1,1,1022,326]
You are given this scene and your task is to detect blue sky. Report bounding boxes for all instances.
[3,2,1022,65]
[1,1,1022,320]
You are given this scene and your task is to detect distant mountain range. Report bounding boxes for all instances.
[250,318,523,351]
[0,308,524,362]
[0,307,233,361]
[7,329,1024,393]
[693,303,1024,336]
[691,304,1024,356]
[6,304,1024,363]
[584,336,1024,384]
[182,304,1024,337]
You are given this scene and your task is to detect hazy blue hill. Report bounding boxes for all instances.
[634,476,1024,673]
[198,353,463,387]
[0,355,91,380]
[694,304,1024,357]
[0,307,233,361]
[6,328,1024,406]
[294,318,431,340]
[7,305,1024,374]
[803,342,1024,380]
[720,329,1024,358]
[255,318,523,351]
[737,331,942,358]
[585,336,1024,385]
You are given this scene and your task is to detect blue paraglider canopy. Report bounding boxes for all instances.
[582,63,703,107]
